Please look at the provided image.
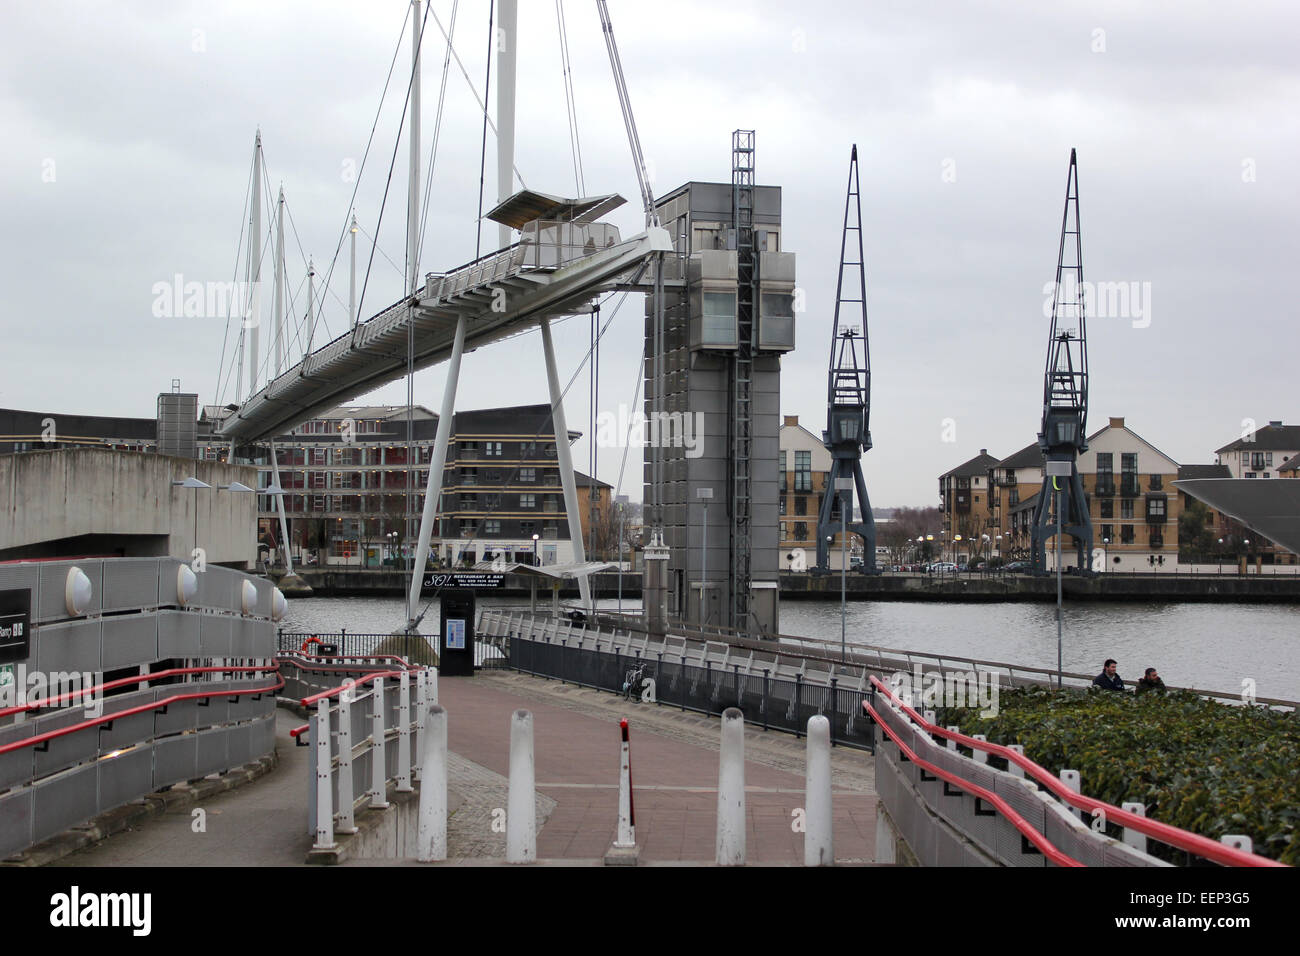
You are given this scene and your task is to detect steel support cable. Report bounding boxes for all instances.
[417,0,459,266]
[214,156,257,409]
[425,4,526,192]
[473,0,495,261]
[556,0,585,196]
[353,1,434,346]
[411,263,647,627]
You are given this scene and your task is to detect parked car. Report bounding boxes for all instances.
[1000,560,1030,573]
[927,562,957,573]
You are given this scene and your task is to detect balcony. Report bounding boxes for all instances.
[1149,532,1164,549]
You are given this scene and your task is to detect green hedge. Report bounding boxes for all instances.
[932,686,1300,865]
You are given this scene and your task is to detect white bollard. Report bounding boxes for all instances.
[416,704,447,863]
[1007,743,1026,779]
[716,707,746,866]
[614,718,635,848]
[971,733,988,764]
[428,667,439,705]
[336,683,357,833]
[506,709,536,863]
[805,714,833,866]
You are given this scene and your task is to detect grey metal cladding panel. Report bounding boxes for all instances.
[158,611,200,657]
[230,618,257,658]
[154,734,197,788]
[993,778,1049,867]
[101,558,162,613]
[1043,808,1105,867]
[194,727,229,777]
[199,615,233,658]
[97,746,154,811]
[157,558,184,607]
[251,713,275,758]
[101,613,159,671]
[33,707,99,778]
[248,619,275,657]
[193,689,230,727]
[38,560,103,622]
[1103,838,1169,867]
[99,689,159,752]
[32,763,98,846]
[196,565,237,613]
[0,723,35,791]
[154,696,198,737]
[35,618,103,675]
[226,723,252,768]
[0,790,34,860]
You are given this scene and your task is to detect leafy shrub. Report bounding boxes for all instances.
[933,686,1300,864]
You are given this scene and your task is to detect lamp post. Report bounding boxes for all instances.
[1102,537,1110,573]
[171,477,212,559]
[532,532,540,566]
[698,487,713,625]
[616,497,626,615]
[1218,538,1224,575]
[1244,539,1251,576]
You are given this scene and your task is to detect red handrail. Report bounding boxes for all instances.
[867,676,1285,868]
[0,664,280,718]
[0,676,284,758]
[865,699,1083,866]
[299,670,411,707]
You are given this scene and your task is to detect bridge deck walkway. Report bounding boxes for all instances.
[50,672,877,866]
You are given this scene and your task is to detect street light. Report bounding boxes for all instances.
[1218,538,1224,575]
[952,534,963,572]
[171,477,211,557]
[532,532,540,566]
[698,487,713,625]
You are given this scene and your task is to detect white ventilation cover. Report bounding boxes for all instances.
[241,579,259,615]
[65,567,93,616]
[176,565,199,607]
[271,588,288,622]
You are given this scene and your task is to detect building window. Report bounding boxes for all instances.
[779,497,786,516]
[794,451,812,492]
[702,291,738,346]
[520,494,536,509]
[1101,524,1113,542]
[520,467,535,482]
[460,493,477,509]
[1121,525,1135,544]
[1246,472,1257,479]
[484,519,501,535]
[483,493,500,509]
[1120,499,1134,520]
[794,522,808,541]
[485,442,503,457]
[1100,499,1113,519]
[459,519,475,535]
[795,496,807,516]
[778,450,787,490]
[520,521,535,536]
[1146,496,1167,522]
[1149,474,1163,491]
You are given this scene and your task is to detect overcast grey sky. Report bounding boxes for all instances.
[2,1,1296,505]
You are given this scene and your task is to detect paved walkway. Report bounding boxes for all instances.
[50,671,878,865]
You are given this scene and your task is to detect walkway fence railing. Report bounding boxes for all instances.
[276,630,507,670]
[277,653,433,851]
[867,676,1283,868]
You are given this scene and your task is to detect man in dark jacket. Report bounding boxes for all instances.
[1135,667,1166,696]
[1092,659,1124,691]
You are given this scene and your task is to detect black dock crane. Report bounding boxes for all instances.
[815,145,877,574]
[1030,149,1094,573]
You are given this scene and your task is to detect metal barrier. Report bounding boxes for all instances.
[277,654,433,851]
[277,630,507,669]
[867,677,1283,867]
[0,556,282,860]
[478,609,876,751]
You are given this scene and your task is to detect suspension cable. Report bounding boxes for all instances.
[474,0,495,260]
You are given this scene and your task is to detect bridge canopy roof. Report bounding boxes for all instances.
[487,190,625,229]
[1173,478,1300,555]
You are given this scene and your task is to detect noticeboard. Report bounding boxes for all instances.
[0,589,32,665]
[422,572,506,590]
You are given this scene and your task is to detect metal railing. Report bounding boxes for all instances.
[869,676,1284,867]
[279,630,508,670]
[277,653,432,852]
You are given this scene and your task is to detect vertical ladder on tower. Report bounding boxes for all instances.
[729,130,756,631]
